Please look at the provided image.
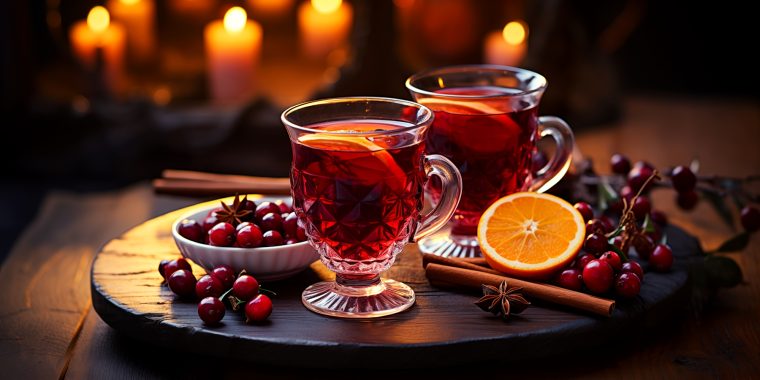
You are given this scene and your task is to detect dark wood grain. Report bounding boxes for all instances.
[0,186,154,379]
[90,200,700,368]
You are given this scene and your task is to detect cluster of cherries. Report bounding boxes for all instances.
[159,257,272,325]
[554,152,760,298]
[177,197,307,248]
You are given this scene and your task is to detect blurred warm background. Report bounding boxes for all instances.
[1,0,758,260]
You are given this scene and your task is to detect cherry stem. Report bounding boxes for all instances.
[259,287,277,297]
[218,287,233,302]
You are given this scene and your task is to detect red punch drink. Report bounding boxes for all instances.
[283,97,461,318]
[422,87,538,235]
[407,65,574,258]
[291,120,425,275]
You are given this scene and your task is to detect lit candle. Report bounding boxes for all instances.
[107,0,155,62]
[69,6,126,91]
[204,7,262,103]
[248,0,294,19]
[298,0,353,59]
[483,21,528,67]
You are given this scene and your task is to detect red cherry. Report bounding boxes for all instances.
[627,163,655,192]
[614,273,641,298]
[619,185,635,203]
[585,219,606,237]
[158,259,171,279]
[236,224,263,248]
[670,165,696,192]
[284,238,298,245]
[610,153,632,175]
[197,297,225,325]
[632,234,655,260]
[232,275,260,301]
[236,221,251,231]
[240,199,257,221]
[255,202,281,222]
[584,233,608,255]
[208,222,236,247]
[168,269,196,298]
[263,230,284,246]
[612,236,629,255]
[555,268,583,291]
[245,294,273,323]
[259,212,283,232]
[575,253,595,271]
[163,258,192,278]
[631,196,651,221]
[740,206,760,232]
[600,251,622,272]
[283,212,299,237]
[574,202,594,223]
[211,265,236,288]
[676,190,699,210]
[202,214,221,233]
[621,261,644,281]
[598,216,615,234]
[207,207,224,217]
[649,244,673,272]
[295,226,307,242]
[195,274,225,299]
[583,259,614,294]
[178,219,204,243]
[275,200,292,213]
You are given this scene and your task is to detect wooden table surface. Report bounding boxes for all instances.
[1,97,758,379]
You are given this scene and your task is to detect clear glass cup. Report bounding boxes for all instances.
[282,97,462,318]
[406,65,574,258]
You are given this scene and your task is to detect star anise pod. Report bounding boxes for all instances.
[214,194,251,226]
[475,280,530,321]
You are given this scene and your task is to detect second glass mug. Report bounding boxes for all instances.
[282,97,462,318]
[406,65,574,258]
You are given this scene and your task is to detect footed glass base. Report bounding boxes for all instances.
[417,225,481,258]
[301,276,415,318]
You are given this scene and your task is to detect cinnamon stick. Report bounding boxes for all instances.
[422,254,501,275]
[425,263,615,317]
[152,178,291,196]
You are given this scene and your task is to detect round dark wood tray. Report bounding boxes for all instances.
[91,202,701,368]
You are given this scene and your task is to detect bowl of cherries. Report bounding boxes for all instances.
[172,194,318,281]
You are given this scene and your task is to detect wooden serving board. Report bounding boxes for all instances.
[91,204,702,368]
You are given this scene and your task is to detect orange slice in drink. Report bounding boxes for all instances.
[297,133,406,190]
[477,192,586,280]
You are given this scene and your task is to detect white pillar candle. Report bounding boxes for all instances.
[204,7,262,103]
[484,21,528,67]
[298,0,353,59]
[69,6,126,92]
[107,0,156,63]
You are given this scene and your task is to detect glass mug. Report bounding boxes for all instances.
[282,97,462,318]
[406,65,574,258]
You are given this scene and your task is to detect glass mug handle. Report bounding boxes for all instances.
[413,154,463,242]
[529,116,575,193]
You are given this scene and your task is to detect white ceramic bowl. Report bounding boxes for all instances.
[171,196,319,281]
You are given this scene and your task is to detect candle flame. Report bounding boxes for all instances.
[224,7,247,33]
[312,0,341,14]
[87,6,110,33]
[502,21,527,45]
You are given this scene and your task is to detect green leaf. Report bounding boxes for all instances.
[702,189,735,230]
[642,214,655,234]
[597,180,618,212]
[703,255,742,288]
[711,232,750,253]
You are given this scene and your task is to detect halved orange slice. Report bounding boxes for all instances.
[297,133,406,190]
[477,192,586,280]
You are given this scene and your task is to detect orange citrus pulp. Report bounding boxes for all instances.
[477,192,586,280]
